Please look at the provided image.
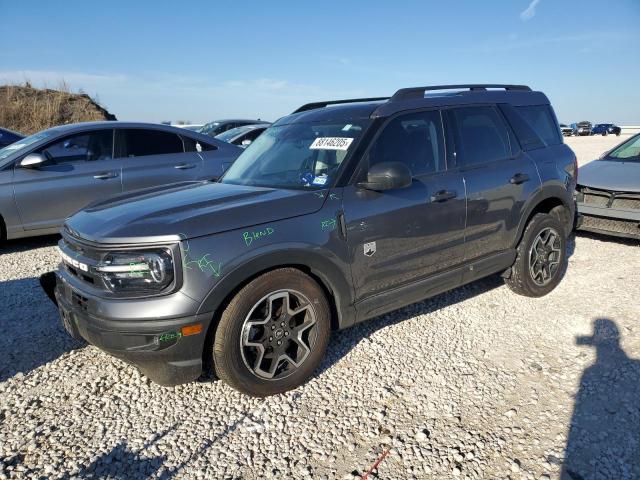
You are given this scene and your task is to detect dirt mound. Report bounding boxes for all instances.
[0,84,116,135]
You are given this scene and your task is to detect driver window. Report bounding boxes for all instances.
[368,110,445,176]
[39,130,113,164]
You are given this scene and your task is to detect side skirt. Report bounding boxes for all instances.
[352,250,516,325]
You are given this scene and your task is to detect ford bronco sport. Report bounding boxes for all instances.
[55,84,577,396]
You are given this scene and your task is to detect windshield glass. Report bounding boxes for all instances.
[0,130,55,161]
[215,125,254,142]
[607,134,640,161]
[221,120,371,189]
[197,122,221,135]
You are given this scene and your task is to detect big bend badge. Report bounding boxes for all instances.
[364,241,376,257]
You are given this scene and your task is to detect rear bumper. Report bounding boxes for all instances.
[54,272,212,386]
[576,202,640,239]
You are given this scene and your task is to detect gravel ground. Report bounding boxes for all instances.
[1,136,639,479]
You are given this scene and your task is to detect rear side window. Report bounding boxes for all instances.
[451,106,510,167]
[368,110,445,176]
[182,136,218,152]
[498,104,545,151]
[121,129,184,157]
[515,105,561,146]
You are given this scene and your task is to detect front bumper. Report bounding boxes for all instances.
[54,271,212,386]
[576,202,640,239]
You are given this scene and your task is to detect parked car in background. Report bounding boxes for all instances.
[560,124,574,136]
[0,127,24,148]
[592,123,621,136]
[53,84,576,396]
[198,119,267,137]
[215,123,271,148]
[174,124,203,132]
[575,121,593,136]
[576,133,640,239]
[0,122,241,240]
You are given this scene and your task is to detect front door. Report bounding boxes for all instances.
[344,109,467,302]
[13,129,121,231]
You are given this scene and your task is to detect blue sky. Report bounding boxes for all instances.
[1,0,639,124]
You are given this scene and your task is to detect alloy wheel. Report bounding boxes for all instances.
[528,227,562,286]
[240,289,318,380]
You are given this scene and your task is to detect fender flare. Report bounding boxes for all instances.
[196,245,356,330]
[514,185,574,246]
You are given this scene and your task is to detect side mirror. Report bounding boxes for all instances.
[357,161,412,191]
[241,139,252,147]
[19,153,47,168]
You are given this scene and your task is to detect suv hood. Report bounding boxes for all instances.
[65,181,326,243]
[578,159,640,193]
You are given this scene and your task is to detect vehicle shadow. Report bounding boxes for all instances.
[318,273,504,376]
[0,234,60,255]
[0,275,82,382]
[562,318,640,479]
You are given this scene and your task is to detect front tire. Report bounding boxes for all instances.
[505,213,568,298]
[213,268,331,396]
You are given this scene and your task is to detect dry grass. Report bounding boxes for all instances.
[0,81,116,135]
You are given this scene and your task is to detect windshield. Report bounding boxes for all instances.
[0,130,56,161]
[215,125,254,142]
[607,134,640,161]
[221,120,371,189]
[197,122,221,135]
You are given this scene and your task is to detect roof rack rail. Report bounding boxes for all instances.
[292,97,389,114]
[390,84,532,101]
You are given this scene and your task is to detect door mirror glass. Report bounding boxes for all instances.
[19,153,47,168]
[358,161,412,191]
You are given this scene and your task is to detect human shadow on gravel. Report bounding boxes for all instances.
[0,275,82,382]
[318,273,504,376]
[562,318,640,480]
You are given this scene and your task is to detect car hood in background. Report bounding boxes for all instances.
[65,181,326,243]
[578,159,640,193]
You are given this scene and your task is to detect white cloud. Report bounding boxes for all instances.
[520,0,541,21]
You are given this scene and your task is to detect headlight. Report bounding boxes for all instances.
[96,249,175,294]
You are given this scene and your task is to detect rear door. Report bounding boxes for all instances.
[446,106,540,260]
[118,128,204,192]
[13,129,122,231]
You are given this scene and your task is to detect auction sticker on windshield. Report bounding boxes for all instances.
[310,137,353,151]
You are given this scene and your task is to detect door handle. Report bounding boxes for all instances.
[174,163,196,170]
[430,190,457,202]
[93,172,118,180]
[510,173,530,184]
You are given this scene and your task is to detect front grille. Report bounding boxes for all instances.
[583,193,609,206]
[579,187,640,210]
[581,215,640,237]
[59,234,106,290]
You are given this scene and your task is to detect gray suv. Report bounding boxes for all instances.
[54,85,577,396]
[0,122,240,240]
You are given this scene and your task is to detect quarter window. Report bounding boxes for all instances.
[515,105,561,146]
[368,110,445,176]
[39,130,113,164]
[121,129,184,157]
[452,107,510,167]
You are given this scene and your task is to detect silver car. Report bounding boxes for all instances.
[0,121,241,240]
[576,133,640,239]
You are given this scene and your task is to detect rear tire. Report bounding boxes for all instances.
[505,213,568,298]
[213,268,331,396]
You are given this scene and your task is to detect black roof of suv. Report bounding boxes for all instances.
[54,83,578,396]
